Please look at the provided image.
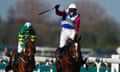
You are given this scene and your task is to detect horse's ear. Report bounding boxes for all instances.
[78,35,81,41]
[75,35,81,42]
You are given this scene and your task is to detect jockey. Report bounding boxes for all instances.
[16,22,36,63]
[5,22,36,71]
[55,3,80,60]
[18,22,36,54]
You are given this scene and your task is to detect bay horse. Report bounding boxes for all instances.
[18,41,35,72]
[5,41,36,72]
[55,36,86,72]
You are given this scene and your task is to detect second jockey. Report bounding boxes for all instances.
[5,22,37,71]
[15,22,36,64]
[18,22,36,54]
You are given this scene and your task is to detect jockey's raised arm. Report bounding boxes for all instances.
[54,3,80,62]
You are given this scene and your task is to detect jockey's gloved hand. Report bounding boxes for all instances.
[55,4,60,10]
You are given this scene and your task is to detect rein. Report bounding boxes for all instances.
[19,50,33,64]
[19,57,28,63]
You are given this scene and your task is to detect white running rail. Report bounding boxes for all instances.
[35,54,120,72]
[0,54,120,72]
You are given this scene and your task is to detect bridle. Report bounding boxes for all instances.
[63,39,80,64]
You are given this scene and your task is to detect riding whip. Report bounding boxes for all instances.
[38,7,54,15]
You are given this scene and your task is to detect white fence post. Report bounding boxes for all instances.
[95,62,101,72]
[104,62,108,72]
[111,55,119,72]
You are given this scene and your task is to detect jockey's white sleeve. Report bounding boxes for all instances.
[18,44,23,53]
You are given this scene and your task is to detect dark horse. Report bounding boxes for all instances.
[5,41,36,72]
[55,36,86,72]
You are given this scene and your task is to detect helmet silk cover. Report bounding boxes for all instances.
[23,22,32,30]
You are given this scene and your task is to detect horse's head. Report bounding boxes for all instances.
[66,36,81,62]
[24,41,35,56]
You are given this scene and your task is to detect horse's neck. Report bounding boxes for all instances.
[21,53,29,60]
[64,49,73,60]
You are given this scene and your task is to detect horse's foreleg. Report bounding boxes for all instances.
[56,62,62,72]
[31,56,35,69]
[56,68,62,72]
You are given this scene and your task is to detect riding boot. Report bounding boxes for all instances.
[14,52,21,65]
[31,56,36,69]
[58,48,64,59]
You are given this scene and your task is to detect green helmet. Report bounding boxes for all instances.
[24,22,32,28]
[23,22,32,30]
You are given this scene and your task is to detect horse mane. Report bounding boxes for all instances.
[26,41,34,47]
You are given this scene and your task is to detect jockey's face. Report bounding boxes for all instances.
[69,11,74,16]
[69,8,77,16]
[25,26,32,33]
[26,29,30,33]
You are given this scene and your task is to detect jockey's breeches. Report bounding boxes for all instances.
[59,27,75,48]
